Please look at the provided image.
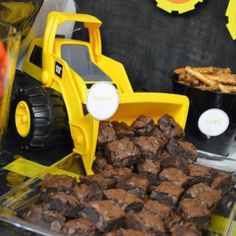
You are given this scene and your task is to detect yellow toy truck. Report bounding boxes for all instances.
[9,12,189,175]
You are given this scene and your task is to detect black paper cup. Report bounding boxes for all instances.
[170,71,236,156]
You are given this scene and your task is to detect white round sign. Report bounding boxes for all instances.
[198,108,229,137]
[86,82,119,120]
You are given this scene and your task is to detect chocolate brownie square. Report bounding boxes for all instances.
[112,121,135,139]
[188,163,213,185]
[106,228,153,236]
[116,174,149,198]
[131,115,155,136]
[142,199,173,223]
[125,211,166,236]
[136,159,161,185]
[158,114,184,140]
[152,125,169,148]
[81,200,125,232]
[97,121,116,150]
[43,192,81,218]
[103,189,144,212]
[211,171,234,193]
[19,205,43,224]
[133,136,161,158]
[177,199,211,227]
[20,205,66,232]
[161,156,189,175]
[73,184,103,202]
[158,167,192,189]
[62,218,96,236]
[79,173,116,190]
[167,139,198,162]
[150,181,184,207]
[105,138,141,167]
[184,183,221,208]
[41,174,76,194]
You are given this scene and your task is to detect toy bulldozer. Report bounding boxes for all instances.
[10,11,189,175]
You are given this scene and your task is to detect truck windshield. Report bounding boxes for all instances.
[61,44,111,82]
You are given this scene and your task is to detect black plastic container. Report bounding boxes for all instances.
[170,72,236,156]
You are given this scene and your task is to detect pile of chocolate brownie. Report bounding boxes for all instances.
[19,114,235,236]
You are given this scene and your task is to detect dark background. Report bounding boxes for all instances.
[76,0,235,92]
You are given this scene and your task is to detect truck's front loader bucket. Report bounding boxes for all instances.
[111,92,189,128]
[75,92,189,176]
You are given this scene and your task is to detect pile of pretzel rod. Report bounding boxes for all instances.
[174,66,236,93]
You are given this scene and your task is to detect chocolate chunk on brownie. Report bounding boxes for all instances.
[97,122,116,150]
[131,115,155,136]
[142,199,173,223]
[188,163,213,185]
[73,184,103,202]
[125,211,166,236]
[92,154,109,173]
[116,174,149,198]
[19,205,43,224]
[105,138,141,167]
[106,228,154,236]
[158,114,184,139]
[157,150,172,160]
[81,200,125,232]
[136,159,161,185]
[79,173,116,190]
[152,125,169,148]
[133,136,161,158]
[167,139,197,162]
[150,181,184,207]
[41,174,75,194]
[20,205,65,232]
[62,218,96,236]
[171,224,202,236]
[166,213,182,231]
[177,199,211,227]
[161,156,189,175]
[104,189,143,212]
[189,163,213,178]
[112,121,135,139]
[43,192,81,218]
[158,167,192,189]
[211,171,234,193]
[184,183,221,208]
[41,210,66,232]
[102,166,132,181]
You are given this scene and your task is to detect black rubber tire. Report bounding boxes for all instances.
[9,86,69,150]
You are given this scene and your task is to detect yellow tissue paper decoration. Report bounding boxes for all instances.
[155,0,204,14]
[226,0,236,40]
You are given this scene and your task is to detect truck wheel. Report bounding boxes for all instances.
[9,86,69,150]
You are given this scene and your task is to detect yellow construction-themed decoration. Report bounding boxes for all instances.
[15,101,31,138]
[226,0,236,40]
[155,0,204,14]
[19,12,190,175]
[4,155,81,180]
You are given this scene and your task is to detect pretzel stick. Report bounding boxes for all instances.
[191,67,217,74]
[215,67,231,75]
[206,74,236,86]
[196,84,220,92]
[219,84,236,93]
[174,68,185,75]
[185,67,216,86]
